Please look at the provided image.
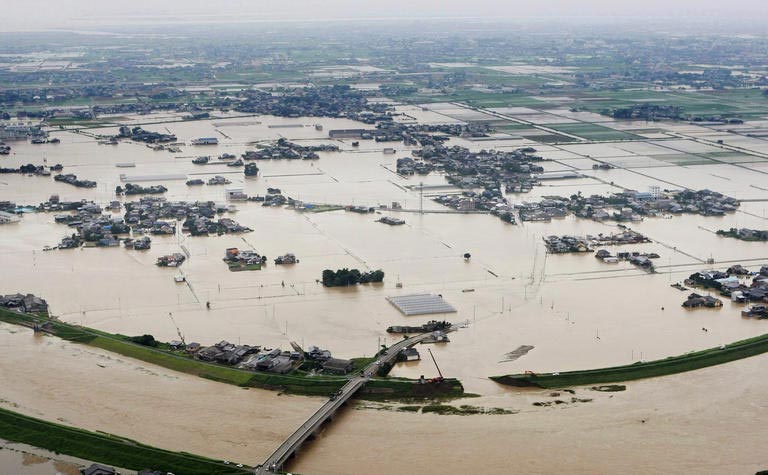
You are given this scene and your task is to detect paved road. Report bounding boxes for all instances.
[255,332,435,474]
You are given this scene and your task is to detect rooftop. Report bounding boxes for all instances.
[386,294,457,316]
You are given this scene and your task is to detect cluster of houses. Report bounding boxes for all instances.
[194,340,296,373]
[185,175,231,186]
[305,345,354,374]
[30,195,85,213]
[53,173,96,188]
[233,85,392,123]
[717,228,768,242]
[46,200,134,249]
[434,190,515,223]
[592,229,651,246]
[413,145,546,196]
[123,236,151,250]
[72,215,131,247]
[118,125,177,144]
[609,104,685,121]
[743,305,768,318]
[544,235,592,253]
[0,122,41,141]
[682,293,723,308]
[386,320,452,334]
[207,175,231,185]
[156,253,186,267]
[241,138,339,161]
[372,122,490,147]
[39,198,167,251]
[516,189,739,223]
[516,199,568,222]
[396,156,434,175]
[123,197,242,236]
[0,162,63,177]
[544,230,650,253]
[686,265,768,306]
[117,183,168,195]
[184,215,251,236]
[595,249,659,270]
[223,247,266,270]
[176,338,353,375]
[0,293,48,314]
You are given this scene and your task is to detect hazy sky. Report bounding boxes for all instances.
[2,0,767,31]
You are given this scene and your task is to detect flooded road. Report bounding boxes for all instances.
[2,109,768,472]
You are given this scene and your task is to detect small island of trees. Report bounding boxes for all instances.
[321,268,385,287]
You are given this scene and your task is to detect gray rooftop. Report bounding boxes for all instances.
[386,294,457,316]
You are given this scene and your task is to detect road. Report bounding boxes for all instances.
[255,332,436,474]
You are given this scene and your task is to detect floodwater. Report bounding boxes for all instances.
[1,108,768,473]
[0,440,95,475]
[3,322,768,474]
[291,352,768,475]
[0,323,322,465]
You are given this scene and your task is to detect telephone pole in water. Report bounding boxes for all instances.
[419,181,424,215]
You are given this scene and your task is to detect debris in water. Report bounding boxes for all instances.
[499,345,535,363]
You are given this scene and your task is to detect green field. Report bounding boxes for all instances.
[521,132,579,144]
[565,88,768,118]
[226,261,263,272]
[409,90,555,109]
[491,332,768,389]
[651,153,716,166]
[701,151,767,164]
[0,407,250,474]
[548,122,640,141]
[494,123,536,132]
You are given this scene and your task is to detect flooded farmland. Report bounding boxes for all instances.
[2,108,768,473]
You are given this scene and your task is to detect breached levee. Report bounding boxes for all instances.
[491,332,768,389]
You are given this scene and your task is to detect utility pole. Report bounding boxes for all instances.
[419,181,423,215]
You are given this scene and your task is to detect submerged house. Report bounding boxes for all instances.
[322,358,353,374]
[401,347,421,361]
[82,464,116,475]
[682,293,723,308]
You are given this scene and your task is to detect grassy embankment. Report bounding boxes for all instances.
[0,407,250,475]
[0,308,463,399]
[491,332,768,389]
[226,261,262,271]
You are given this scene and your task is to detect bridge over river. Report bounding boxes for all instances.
[254,332,436,474]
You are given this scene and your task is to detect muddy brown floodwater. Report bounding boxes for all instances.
[293,352,768,475]
[1,109,768,473]
[0,324,322,466]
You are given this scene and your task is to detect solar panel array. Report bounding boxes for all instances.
[386,294,457,316]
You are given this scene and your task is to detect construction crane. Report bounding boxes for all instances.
[168,312,186,347]
[427,348,444,383]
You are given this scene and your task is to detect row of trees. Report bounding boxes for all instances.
[321,268,385,287]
